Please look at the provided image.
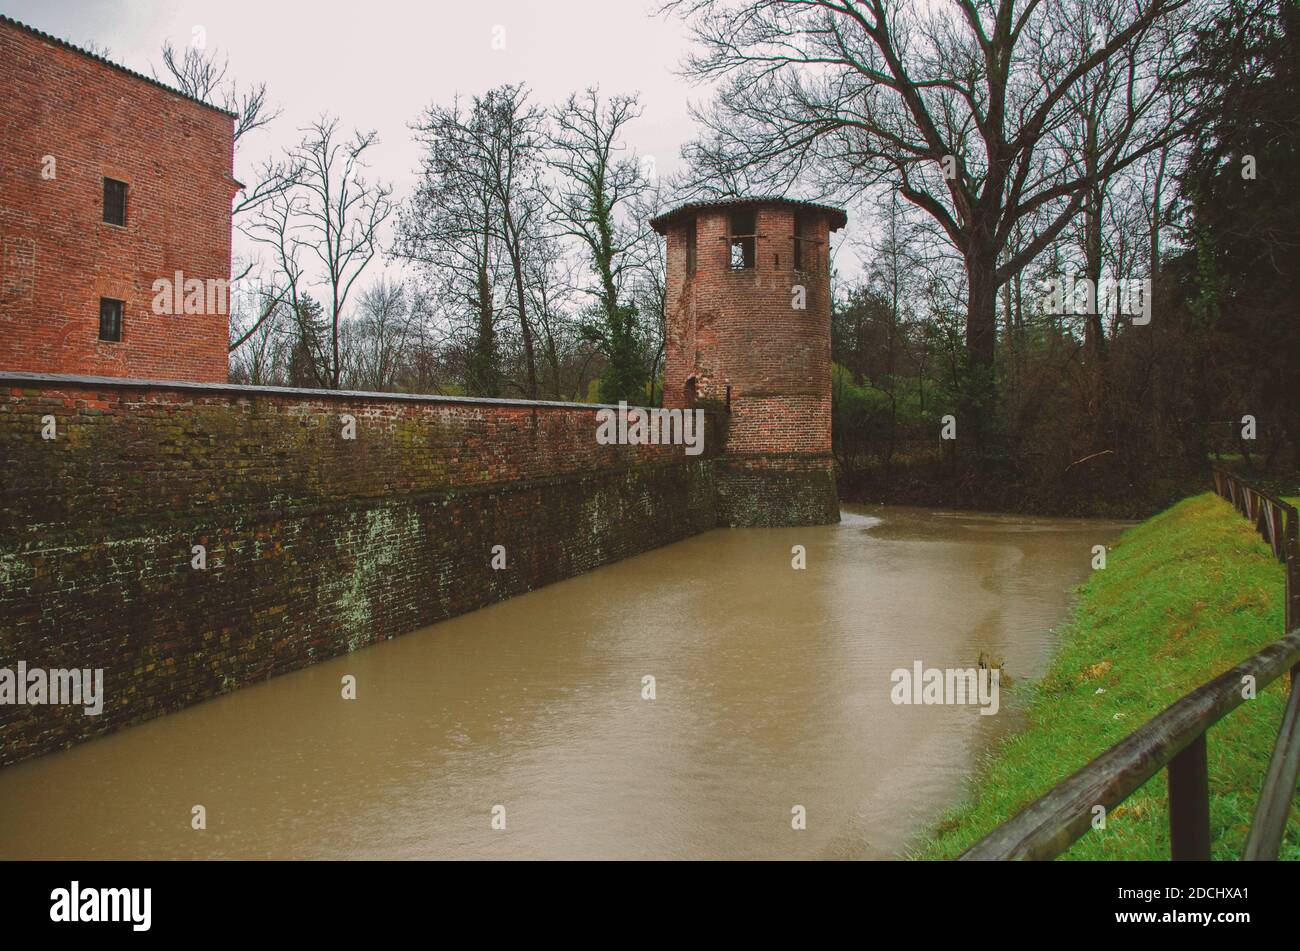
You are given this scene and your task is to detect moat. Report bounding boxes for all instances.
[0,505,1125,860]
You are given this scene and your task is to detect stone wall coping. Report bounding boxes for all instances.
[0,371,667,414]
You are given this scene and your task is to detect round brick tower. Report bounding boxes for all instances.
[651,196,846,527]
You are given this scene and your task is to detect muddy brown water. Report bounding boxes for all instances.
[0,505,1126,859]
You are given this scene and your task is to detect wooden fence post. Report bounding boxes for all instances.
[1288,515,1299,636]
[1169,735,1211,861]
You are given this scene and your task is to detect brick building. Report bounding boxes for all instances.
[0,15,238,382]
[652,196,848,525]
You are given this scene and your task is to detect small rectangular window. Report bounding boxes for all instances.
[686,219,697,275]
[793,211,816,271]
[99,297,123,342]
[729,209,756,270]
[103,178,127,226]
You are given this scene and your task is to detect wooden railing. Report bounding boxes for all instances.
[960,469,1300,860]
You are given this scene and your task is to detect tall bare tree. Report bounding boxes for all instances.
[548,88,651,402]
[250,118,392,388]
[396,97,507,396]
[398,88,547,398]
[479,86,547,399]
[668,0,1200,413]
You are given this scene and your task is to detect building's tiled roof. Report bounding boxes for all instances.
[0,14,239,119]
[650,195,849,233]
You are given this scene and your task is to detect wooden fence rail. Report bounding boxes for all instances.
[960,469,1300,861]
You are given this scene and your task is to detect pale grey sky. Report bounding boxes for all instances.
[7,0,863,291]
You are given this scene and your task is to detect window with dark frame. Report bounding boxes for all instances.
[99,297,123,342]
[793,210,817,271]
[728,209,756,270]
[103,178,127,226]
[686,218,697,275]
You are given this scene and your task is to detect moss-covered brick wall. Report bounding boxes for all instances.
[0,375,721,766]
[714,455,840,527]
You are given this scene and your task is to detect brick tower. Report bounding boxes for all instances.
[651,196,846,527]
[0,15,238,383]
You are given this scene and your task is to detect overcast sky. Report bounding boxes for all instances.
[7,0,862,288]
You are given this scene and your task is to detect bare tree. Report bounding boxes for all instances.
[668,0,1200,411]
[523,232,592,400]
[548,88,652,401]
[156,40,276,143]
[346,279,417,392]
[280,118,393,388]
[479,86,547,399]
[399,88,547,398]
[246,191,332,386]
[156,40,299,221]
[396,97,507,396]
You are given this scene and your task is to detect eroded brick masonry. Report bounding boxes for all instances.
[652,197,845,526]
[0,378,721,765]
[0,16,238,382]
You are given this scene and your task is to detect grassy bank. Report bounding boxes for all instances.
[914,492,1298,860]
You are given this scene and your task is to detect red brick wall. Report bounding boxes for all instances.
[0,19,236,383]
[662,203,834,456]
[0,378,721,765]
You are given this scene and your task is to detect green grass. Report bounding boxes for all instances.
[913,492,1298,860]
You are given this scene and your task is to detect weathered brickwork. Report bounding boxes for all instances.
[0,17,237,383]
[714,456,841,527]
[652,198,845,526]
[0,377,720,766]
